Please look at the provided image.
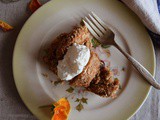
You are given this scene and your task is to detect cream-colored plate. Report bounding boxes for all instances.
[13,0,156,120]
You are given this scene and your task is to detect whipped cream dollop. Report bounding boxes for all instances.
[57,43,90,81]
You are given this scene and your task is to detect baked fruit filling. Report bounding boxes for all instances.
[43,24,120,98]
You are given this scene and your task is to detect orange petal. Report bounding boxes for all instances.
[29,0,42,13]
[0,20,13,32]
[54,106,66,112]
[52,98,71,120]
[52,106,68,120]
[54,98,70,114]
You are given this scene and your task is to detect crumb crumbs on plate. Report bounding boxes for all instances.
[41,73,48,78]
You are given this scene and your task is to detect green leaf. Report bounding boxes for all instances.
[39,104,52,108]
[81,97,88,104]
[122,67,125,71]
[114,78,119,81]
[54,80,62,86]
[91,38,101,48]
[75,98,80,102]
[119,85,122,89]
[101,44,110,48]
[66,87,74,93]
[76,103,84,112]
[51,104,55,111]
[81,19,85,25]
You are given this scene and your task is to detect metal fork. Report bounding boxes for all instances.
[83,12,160,89]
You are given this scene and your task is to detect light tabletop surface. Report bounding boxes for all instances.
[0,0,160,120]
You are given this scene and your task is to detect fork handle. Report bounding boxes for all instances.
[113,43,160,89]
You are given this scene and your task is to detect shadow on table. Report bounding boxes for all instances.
[0,15,37,119]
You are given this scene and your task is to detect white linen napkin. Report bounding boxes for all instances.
[121,0,160,35]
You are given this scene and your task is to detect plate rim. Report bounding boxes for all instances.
[13,0,156,120]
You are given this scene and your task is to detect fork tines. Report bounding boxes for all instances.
[83,12,108,39]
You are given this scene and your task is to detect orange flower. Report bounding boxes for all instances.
[54,98,71,114]
[52,106,68,120]
[52,98,71,120]
[0,20,13,32]
[29,0,42,13]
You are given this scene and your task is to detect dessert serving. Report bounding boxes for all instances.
[43,22,120,98]
[12,1,156,119]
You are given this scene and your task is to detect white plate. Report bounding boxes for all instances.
[13,0,156,120]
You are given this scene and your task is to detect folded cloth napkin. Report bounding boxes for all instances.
[158,0,160,11]
[121,0,160,35]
